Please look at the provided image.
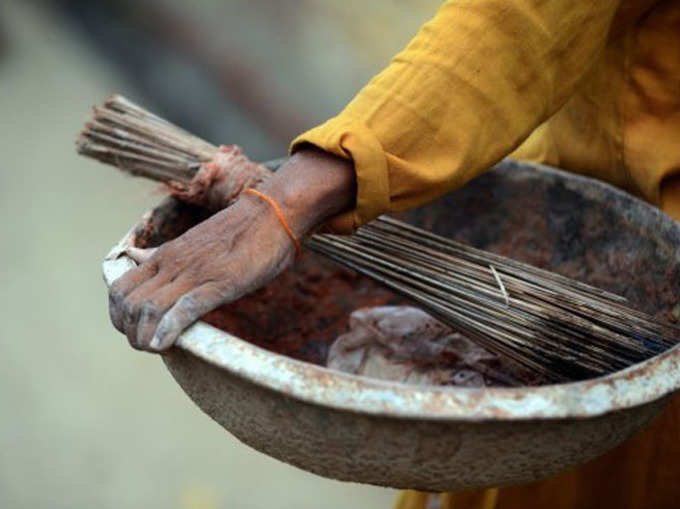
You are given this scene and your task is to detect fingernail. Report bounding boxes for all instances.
[149,334,162,350]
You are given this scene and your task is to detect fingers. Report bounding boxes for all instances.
[114,272,234,352]
[109,261,158,332]
[149,282,231,351]
[113,263,278,352]
[120,273,184,347]
[125,246,158,265]
[131,279,194,350]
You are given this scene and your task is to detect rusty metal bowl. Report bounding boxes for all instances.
[102,160,680,492]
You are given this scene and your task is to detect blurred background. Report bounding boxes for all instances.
[0,0,442,507]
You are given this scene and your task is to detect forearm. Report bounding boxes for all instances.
[255,148,357,237]
[173,145,357,236]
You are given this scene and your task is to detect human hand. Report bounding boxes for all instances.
[108,148,355,352]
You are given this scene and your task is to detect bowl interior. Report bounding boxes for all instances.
[133,162,680,384]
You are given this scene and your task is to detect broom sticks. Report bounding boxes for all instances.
[77,95,680,383]
[77,95,216,183]
[306,219,679,382]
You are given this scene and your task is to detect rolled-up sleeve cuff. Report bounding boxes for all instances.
[290,117,390,234]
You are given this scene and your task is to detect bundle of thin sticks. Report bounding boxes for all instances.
[78,95,679,383]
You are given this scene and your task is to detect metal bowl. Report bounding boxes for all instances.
[102,160,680,492]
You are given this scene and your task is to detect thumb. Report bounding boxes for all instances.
[125,246,158,265]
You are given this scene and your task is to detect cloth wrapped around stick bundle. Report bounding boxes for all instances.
[77,95,680,384]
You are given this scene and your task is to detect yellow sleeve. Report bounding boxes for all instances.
[661,177,680,222]
[291,0,621,232]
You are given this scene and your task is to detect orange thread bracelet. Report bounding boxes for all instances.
[244,188,303,259]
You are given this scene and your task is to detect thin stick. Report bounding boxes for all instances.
[489,265,509,307]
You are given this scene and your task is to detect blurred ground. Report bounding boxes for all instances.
[0,1,438,507]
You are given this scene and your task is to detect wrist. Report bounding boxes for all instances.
[260,148,356,236]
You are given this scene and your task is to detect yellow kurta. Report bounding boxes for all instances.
[291,0,680,507]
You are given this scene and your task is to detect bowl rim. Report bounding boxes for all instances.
[102,162,680,422]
